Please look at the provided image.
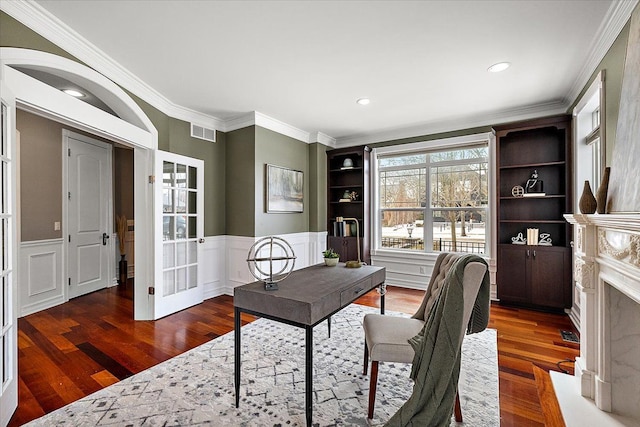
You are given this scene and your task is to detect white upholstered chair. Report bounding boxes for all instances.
[362,252,488,420]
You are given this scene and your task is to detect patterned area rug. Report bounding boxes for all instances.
[27,305,498,426]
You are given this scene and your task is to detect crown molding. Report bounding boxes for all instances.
[334,100,567,148]
[565,0,639,107]
[1,0,224,131]
[309,131,337,147]
[223,111,332,145]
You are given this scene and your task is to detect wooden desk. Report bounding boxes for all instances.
[234,263,386,426]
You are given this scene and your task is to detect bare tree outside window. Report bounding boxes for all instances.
[378,146,488,253]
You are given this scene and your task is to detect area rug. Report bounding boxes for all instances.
[27,305,498,426]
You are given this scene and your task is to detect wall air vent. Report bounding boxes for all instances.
[190,123,216,142]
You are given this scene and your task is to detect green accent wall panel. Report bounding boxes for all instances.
[254,126,309,237]
[308,142,327,232]
[168,119,226,236]
[225,126,256,237]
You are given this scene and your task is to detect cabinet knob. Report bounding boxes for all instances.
[533,250,536,258]
[527,249,530,257]
[570,240,574,248]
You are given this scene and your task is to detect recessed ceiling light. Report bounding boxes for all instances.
[63,89,85,97]
[487,62,510,73]
[356,98,371,105]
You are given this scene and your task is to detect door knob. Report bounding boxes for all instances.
[102,232,110,245]
[198,238,205,244]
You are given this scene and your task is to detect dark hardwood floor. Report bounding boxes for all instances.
[9,285,578,426]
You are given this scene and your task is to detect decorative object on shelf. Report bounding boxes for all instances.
[322,248,340,266]
[339,190,351,202]
[596,166,611,214]
[511,232,527,245]
[511,185,525,197]
[266,164,303,213]
[579,180,597,214]
[525,170,544,194]
[246,236,296,290]
[341,158,354,169]
[116,215,127,286]
[338,217,364,268]
[349,191,358,201]
[538,233,552,246]
[527,228,539,246]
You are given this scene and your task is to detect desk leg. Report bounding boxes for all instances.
[305,325,313,427]
[379,282,386,314]
[234,306,241,408]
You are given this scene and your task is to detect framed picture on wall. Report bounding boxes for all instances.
[266,164,304,213]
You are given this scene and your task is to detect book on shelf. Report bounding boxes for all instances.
[338,198,351,202]
[523,192,546,197]
[333,221,345,237]
[527,228,539,245]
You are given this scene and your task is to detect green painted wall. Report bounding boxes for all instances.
[225,126,256,237]
[369,126,493,149]
[224,126,315,237]
[0,11,77,62]
[168,119,226,236]
[308,143,327,232]
[254,126,309,236]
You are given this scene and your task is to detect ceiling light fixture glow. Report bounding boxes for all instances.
[63,89,85,97]
[356,98,370,105]
[488,62,510,73]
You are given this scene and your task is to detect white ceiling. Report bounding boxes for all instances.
[29,0,625,145]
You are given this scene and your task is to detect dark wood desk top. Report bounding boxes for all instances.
[234,263,385,326]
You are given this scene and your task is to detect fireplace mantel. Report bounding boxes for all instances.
[553,213,640,426]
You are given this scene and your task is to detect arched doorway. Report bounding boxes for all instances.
[1,47,157,320]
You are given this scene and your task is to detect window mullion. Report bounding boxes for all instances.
[424,160,433,253]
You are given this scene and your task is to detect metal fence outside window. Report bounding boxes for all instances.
[381,237,485,254]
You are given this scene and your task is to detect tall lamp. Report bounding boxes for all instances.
[336,216,363,268]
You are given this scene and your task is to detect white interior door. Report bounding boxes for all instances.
[1,84,18,426]
[66,131,112,299]
[154,151,204,319]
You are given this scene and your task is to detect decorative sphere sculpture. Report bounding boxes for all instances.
[246,236,296,290]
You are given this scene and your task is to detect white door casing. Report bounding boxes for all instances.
[1,83,18,426]
[2,49,158,320]
[65,131,113,299]
[154,150,204,319]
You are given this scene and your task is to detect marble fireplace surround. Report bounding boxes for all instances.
[556,214,640,426]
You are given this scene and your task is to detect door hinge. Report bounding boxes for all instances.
[68,235,71,242]
[68,191,71,200]
[148,175,155,184]
[68,278,71,286]
[148,286,155,295]
[68,148,71,156]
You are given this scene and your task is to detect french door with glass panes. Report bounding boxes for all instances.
[1,86,17,426]
[154,151,204,319]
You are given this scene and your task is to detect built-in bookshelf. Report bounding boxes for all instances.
[494,115,572,310]
[326,145,370,264]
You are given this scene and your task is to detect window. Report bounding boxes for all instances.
[573,70,605,212]
[586,107,602,186]
[377,144,488,254]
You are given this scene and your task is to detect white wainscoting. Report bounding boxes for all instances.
[19,239,65,317]
[371,250,497,299]
[18,232,329,315]
[214,232,328,297]
[200,235,228,299]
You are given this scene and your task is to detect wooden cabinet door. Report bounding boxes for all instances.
[497,244,529,304]
[328,236,363,263]
[530,246,570,309]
